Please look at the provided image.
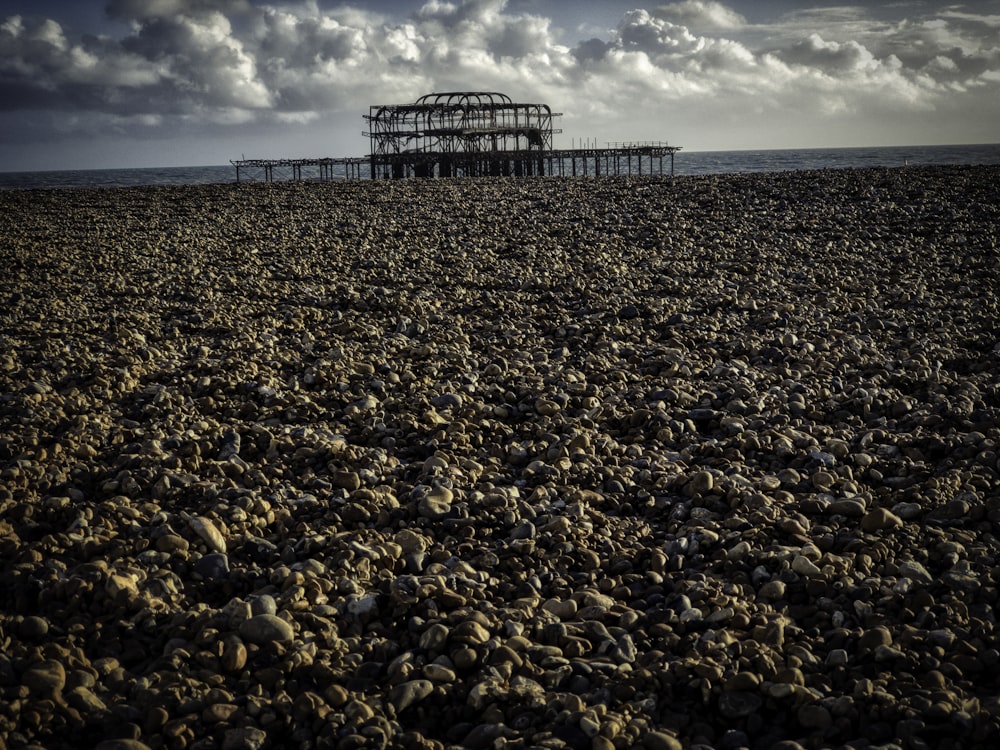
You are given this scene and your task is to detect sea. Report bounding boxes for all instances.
[1,143,998,189]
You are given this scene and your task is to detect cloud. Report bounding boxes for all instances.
[781,33,880,73]
[106,0,254,23]
[0,15,162,109]
[1,0,999,162]
[651,0,746,31]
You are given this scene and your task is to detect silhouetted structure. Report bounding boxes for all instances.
[231,91,680,182]
[364,91,560,178]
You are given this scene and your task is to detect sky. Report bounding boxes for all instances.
[1,0,998,170]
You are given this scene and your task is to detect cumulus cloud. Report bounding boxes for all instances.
[651,0,746,31]
[1,0,998,162]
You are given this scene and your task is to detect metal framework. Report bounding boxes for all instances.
[230,157,367,183]
[230,91,682,182]
[363,91,562,178]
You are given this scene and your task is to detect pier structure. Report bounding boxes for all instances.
[231,91,680,182]
[545,143,678,178]
[231,157,367,183]
[364,91,559,179]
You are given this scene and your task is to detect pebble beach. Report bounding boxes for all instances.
[2,166,999,750]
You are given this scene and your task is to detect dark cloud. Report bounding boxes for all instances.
[780,34,878,73]
[106,0,253,23]
[0,0,998,165]
[572,37,610,63]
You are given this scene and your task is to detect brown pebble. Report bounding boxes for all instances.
[861,507,903,532]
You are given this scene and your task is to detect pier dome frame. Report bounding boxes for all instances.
[363,91,562,178]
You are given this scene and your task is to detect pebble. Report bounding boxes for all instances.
[238,614,295,644]
[718,691,763,718]
[389,679,434,712]
[184,513,228,553]
[22,660,66,697]
[417,485,453,520]
[194,552,231,579]
[861,507,904,532]
[643,732,684,750]
[19,616,49,639]
[223,728,268,750]
[2,167,999,750]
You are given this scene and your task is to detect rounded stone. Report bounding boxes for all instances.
[194,552,230,579]
[389,679,434,712]
[758,580,786,600]
[23,659,66,696]
[249,594,278,616]
[19,616,49,639]
[417,486,453,520]
[238,614,295,644]
[643,732,683,750]
[718,690,762,718]
[791,555,822,577]
[861,507,903,532]
[686,471,714,496]
[223,728,268,750]
[858,626,893,652]
[797,704,832,729]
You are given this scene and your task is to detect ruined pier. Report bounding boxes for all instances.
[231,91,680,183]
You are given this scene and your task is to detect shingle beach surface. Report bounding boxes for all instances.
[2,167,999,749]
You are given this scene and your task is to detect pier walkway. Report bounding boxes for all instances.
[231,157,368,183]
[231,144,679,183]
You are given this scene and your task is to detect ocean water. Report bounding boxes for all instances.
[2,143,998,189]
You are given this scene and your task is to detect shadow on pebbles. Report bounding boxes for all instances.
[2,166,1000,749]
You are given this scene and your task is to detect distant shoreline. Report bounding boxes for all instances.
[2,142,999,189]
